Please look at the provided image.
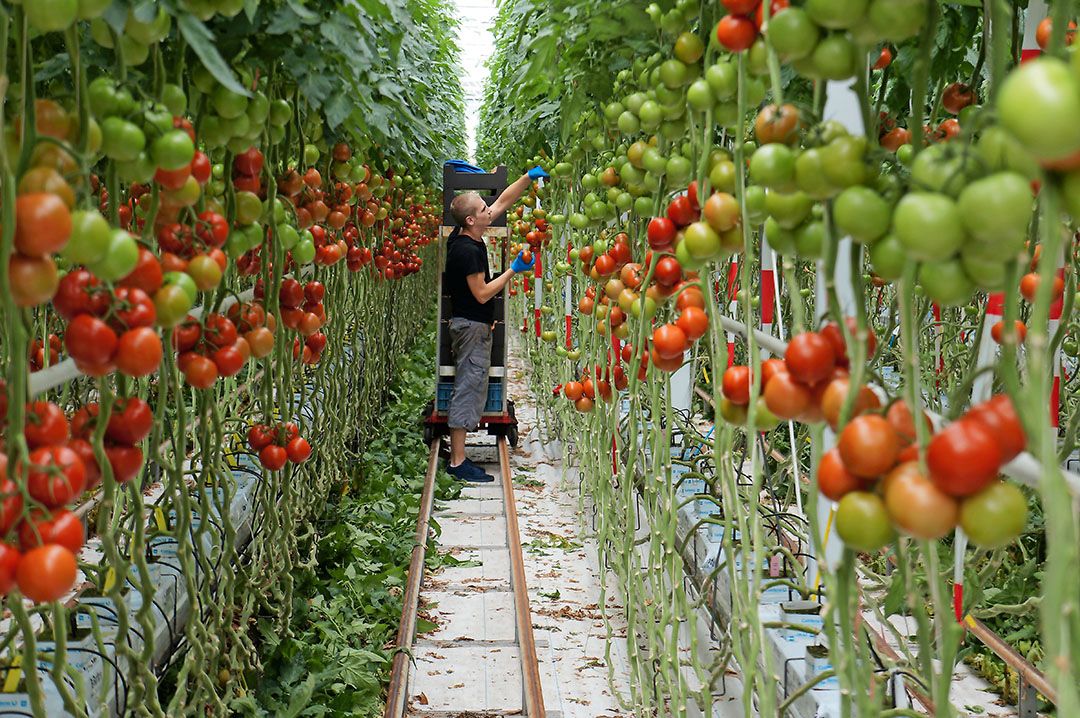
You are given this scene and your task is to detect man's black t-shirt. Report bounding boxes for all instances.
[445,227,494,324]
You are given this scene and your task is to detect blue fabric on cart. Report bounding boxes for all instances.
[444,159,487,174]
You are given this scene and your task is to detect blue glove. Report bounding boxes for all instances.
[511,250,535,273]
[527,166,550,180]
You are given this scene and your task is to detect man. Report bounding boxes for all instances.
[443,165,548,482]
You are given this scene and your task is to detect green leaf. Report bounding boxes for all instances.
[177,14,250,96]
[882,573,908,616]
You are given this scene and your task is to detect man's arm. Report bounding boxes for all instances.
[466,268,517,305]
[489,173,532,217]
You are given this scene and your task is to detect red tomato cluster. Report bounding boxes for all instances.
[247,422,312,471]
[29,334,62,372]
[175,312,253,388]
[715,0,786,52]
[156,211,229,291]
[55,270,165,378]
[560,362,628,413]
[0,396,150,603]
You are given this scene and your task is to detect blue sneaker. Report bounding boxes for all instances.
[447,460,495,483]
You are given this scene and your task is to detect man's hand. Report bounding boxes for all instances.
[527,166,550,180]
[510,249,536,273]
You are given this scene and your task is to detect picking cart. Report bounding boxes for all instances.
[422,163,518,447]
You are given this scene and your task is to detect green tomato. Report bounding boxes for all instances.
[675,238,706,271]
[806,0,867,29]
[959,247,1008,291]
[88,77,119,117]
[836,491,895,552]
[960,481,1027,548]
[235,191,263,225]
[151,130,195,171]
[90,230,139,281]
[27,0,78,32]
[998,57,1080,162]
[633,196,655,216]
[867,0,927,42]
[705,62,737,101]
[666,155,693,185]
[120,36,150,66]
[77,0,112,20]
[63,210,111,265]
[919,259,975,306]
[896,144,915,166]
[153,284,192,327]
[833,186,891,244]
[277,224,300,250]
[749,143,796,191]
[754,397,781,432]
[764,216,797,255]
[1062,337,1079,357]
[101,117,146,162]
[616,111,640,134]
[767,7,820,61]
[811,34,857,80]
[683,222,723,261]
[659,59,689,89]
[869,234,906,281]
[125,7,170,44]
[161,83,187,116]
[212,85,249,119]
[794,148,837,200]
[163,271,199,303]
[674,31,705,64]
[638,100,664,130]
[764,190,813,229]
[225,231,249,259]
[976,126,1040,180]
[246,92,270,124]
[293,238,316,265]
[911,143,976,197]
[956,172,1033,249]
[115,152,156,184]
[744,185,769,224]
[893,192,965,262]
[795,220,827,259]
[686,79,714,112]
[269,99,293,126]
[820,136,867,188]
[709,160,737,193]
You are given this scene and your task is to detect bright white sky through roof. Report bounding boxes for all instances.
[453,0,497,163]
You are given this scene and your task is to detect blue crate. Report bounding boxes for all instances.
[436,381,503,414]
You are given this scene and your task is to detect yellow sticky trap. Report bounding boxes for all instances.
[964,614,976,629]
[103,567,117,593]
[3,654,22,693]
[153,507,168,533]
[702,367,710,385]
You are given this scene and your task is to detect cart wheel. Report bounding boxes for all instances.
[507,400,519,448]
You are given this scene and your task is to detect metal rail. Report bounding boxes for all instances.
[498,435,547,717]
[384,440,441,718]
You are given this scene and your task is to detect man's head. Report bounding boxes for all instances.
[450,191,493,234]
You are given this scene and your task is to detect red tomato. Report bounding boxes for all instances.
[27,446,87,508]
[764,371,812,420]
[820,318,877,366]
[212,344,245,377]
[118,246,164,295]
[248,424,274,451]
[666,195,698,227]
[647,217,677,249]
[182,354,218,389]
[54,269,107,320]
[990,319,1026,344]
[18,509,85,553]
[16,544,77,603]
[716,14,757,52]
[0,543,19,595]
[966,395,1026,462]
[817,447,866,501]
[105,444,143,484]
[286,437,312,463]
[115,327,163,378]
[837,415,900,479]
[653,256,683,287]
[885,399,931,447]
[67,439,101,490]
[204,314,238,349]
[106,397,153,444]
[926,420,1003,497]
[784,332,837,385]
[259,444,288,471]
[0,474,25,535]
[676,307,709,341]
[819,377,880,429]
[652,324,688,360]
[24,401,69,449]
[111,286,157,330]
[66,314,118,366]
[883,462,958,540]
[722,365,753,405]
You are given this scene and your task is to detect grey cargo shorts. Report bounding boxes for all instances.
[448,317,492,431]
